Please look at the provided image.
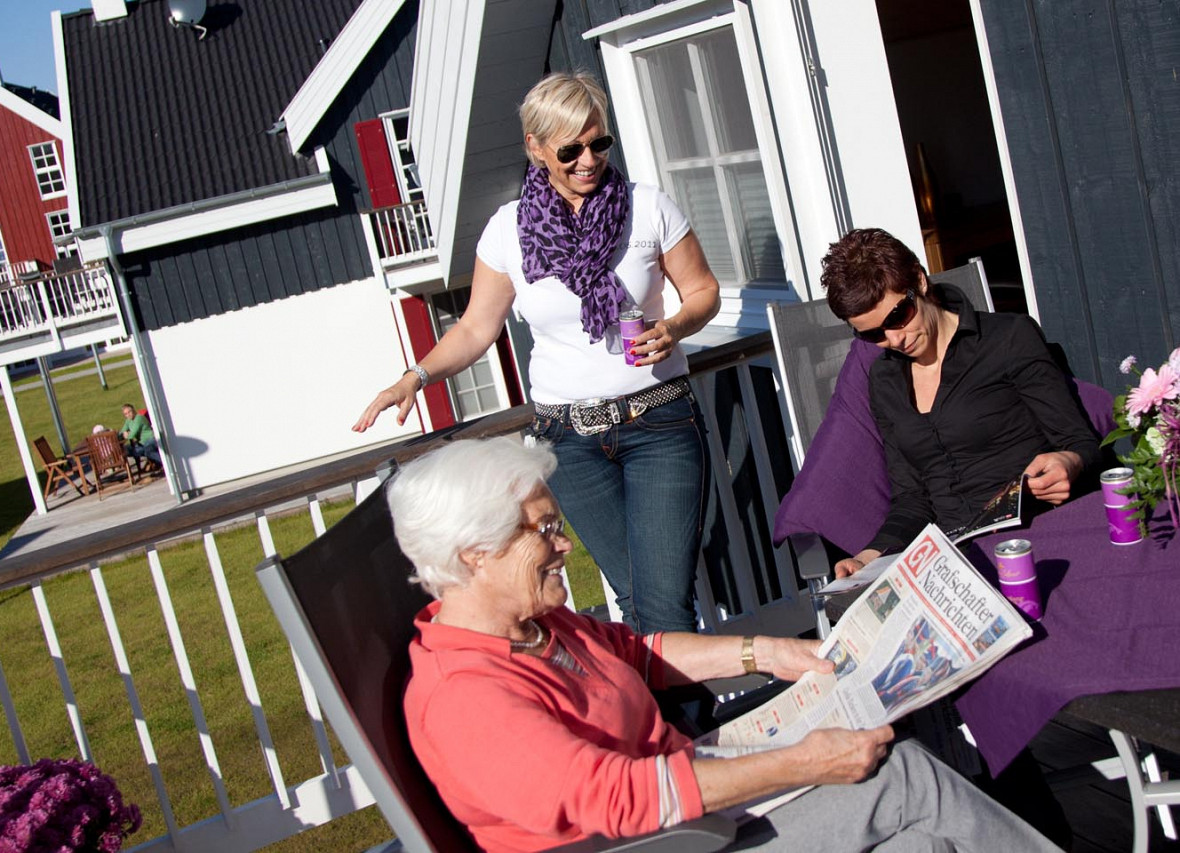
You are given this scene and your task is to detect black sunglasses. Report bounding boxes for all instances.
[853,290,918,343]
[554,135,614,164]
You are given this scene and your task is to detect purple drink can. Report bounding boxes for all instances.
[1101,467,1143,545]
[994,539,1042,620]
[994,538,1035,583]
[1104,504,1143,545]
[620,309,645,366]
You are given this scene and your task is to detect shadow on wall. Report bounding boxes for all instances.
[164,435,210,496]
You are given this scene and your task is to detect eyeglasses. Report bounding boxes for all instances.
[852,290,918,343]
[554,135,614,164]
[520,518,567,539]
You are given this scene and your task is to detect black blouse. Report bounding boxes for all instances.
[867,285,1101,553]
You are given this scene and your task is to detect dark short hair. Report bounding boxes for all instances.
[821,228,925,320]
[122,403,136,411]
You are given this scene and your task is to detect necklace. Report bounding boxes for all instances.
[509,619,547,651]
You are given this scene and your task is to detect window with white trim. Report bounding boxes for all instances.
[382,108,424,206]
[28,142,66,198]
[45,210,73,258]
[633,27,783,286]
[430,288,505,419]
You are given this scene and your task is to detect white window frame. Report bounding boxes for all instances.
[380,108,423,207]
[591,1,804,314]
[428,287,512,421]
[45,209,73,258]
[28,141,66,199]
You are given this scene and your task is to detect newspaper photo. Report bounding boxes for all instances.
[698,524,1032,816]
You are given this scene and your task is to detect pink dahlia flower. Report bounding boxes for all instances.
[1127,364,1180,417]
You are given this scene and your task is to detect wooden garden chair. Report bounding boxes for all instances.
[33,436,90,499]
[85,429,139,499]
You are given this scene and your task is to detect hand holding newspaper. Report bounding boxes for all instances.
[698,524,1031,817]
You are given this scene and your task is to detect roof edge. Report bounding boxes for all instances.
[73,167,336,260]
[281,0,409,154]
[0,84,63,138]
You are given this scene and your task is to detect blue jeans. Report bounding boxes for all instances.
[530,393,708,633]
[128,438,161,466]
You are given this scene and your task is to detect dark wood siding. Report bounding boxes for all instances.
[546,0,681,179]
[314,1,418,213]
[124,201,374,331]
[980,0,1180,389]
[123,1,418,331]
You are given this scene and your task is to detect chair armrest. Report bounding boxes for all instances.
[790,531,831,581]
[552,813,737,852]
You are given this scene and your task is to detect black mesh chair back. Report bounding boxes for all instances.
[256,474,735,853]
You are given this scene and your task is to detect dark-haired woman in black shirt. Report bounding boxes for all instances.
[821,228,1100,579]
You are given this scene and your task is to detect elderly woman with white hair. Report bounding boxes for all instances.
[357,71,721,634]
[392,437,1061,853]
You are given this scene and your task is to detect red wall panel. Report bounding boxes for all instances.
[0,107,64,268]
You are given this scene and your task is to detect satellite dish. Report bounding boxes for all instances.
[169,0,206,25]
[168,0,208,38]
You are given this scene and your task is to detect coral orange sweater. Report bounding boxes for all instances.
[404,602,704,852]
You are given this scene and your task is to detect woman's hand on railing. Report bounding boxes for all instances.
[352,372,421,432]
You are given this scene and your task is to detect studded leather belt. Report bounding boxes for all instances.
[533,377,691,436]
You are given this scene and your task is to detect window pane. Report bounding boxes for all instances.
[697,31,758,154]
[670,168,735,282]
[641,43,708,160]
[727,163,784,281]
[636,26,785,288]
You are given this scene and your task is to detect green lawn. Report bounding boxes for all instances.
[1,356,607,850]
[1,354,145,549]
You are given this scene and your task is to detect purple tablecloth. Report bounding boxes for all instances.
[956,490,1180,773]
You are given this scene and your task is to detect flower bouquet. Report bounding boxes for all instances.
[0,758,141,853]
[1101,349,1180,534]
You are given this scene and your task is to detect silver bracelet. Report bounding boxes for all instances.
[404,364,429,389]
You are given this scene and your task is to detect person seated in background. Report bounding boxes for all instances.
[822,229,1101,580]
[118,403,161,471]
[391,436,1060,852]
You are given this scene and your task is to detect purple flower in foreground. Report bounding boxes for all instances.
[1120,354,1138,374]
[0,759,140,852]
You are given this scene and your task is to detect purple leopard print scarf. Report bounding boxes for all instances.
[517,163,631,343]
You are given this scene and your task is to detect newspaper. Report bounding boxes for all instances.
[816,476,1032,598]
[698,524,1032,817]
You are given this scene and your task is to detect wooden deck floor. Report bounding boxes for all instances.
[1031,715,1179,852]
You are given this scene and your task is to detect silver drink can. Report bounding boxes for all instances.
[620,309,645,365]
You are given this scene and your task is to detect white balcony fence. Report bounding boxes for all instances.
[369,201,436,265]
[0,264,120,342]
[0,334,809,852]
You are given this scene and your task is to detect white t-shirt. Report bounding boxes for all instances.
[476,183,692,404]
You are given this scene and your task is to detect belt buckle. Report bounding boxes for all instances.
[569,398,611,436]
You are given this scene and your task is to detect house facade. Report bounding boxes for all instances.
[0,83,69,286]
[46,0,1178,500]
[53,0,524,496]
[413,0,1177,392]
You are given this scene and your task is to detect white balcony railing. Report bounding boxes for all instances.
[369,200,436,266]
[0,334,807,851]
[0,264,120,342]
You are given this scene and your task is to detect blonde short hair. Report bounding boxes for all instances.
[519,72,611,168]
